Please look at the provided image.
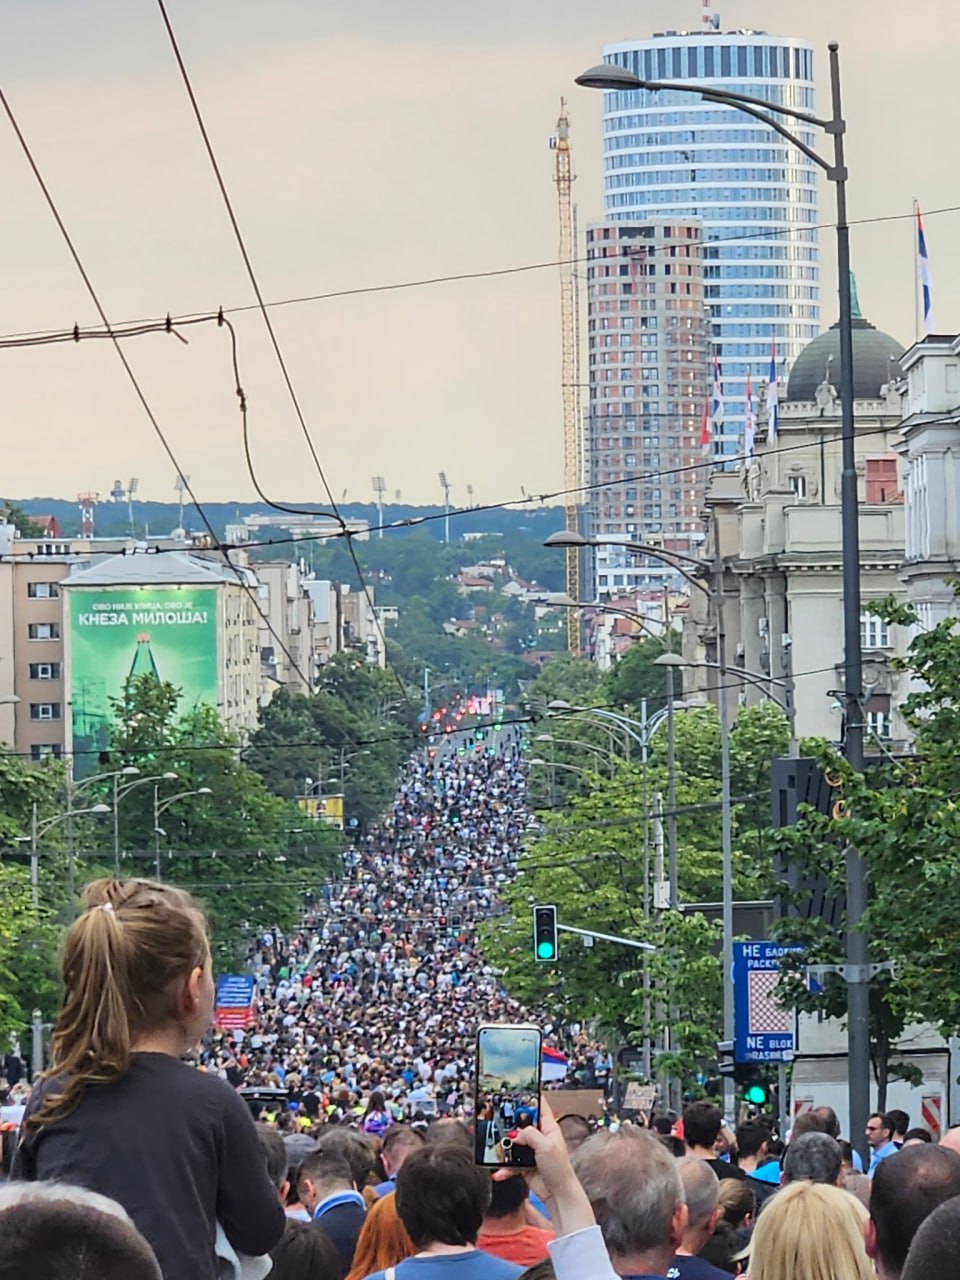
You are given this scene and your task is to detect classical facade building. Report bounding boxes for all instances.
[684,309,911,748]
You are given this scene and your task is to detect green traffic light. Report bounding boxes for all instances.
[537,941,556,960]
[744,1084,768,1105]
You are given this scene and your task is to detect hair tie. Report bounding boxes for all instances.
[99,902,115,913]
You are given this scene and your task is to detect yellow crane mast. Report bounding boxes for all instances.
[552,100,582,656]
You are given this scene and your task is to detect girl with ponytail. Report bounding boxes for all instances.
[12,878,285,1280]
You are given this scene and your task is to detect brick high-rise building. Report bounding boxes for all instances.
[586,219,710,595]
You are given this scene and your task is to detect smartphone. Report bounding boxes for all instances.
[474,1024,542,1167]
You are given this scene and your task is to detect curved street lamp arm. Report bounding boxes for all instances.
[630,78,833,130]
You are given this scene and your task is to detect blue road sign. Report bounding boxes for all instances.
[733,941,802,1064]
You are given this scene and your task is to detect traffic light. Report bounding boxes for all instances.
[533,905,559,962]
[734,1062,770,1108]
[716,1040,735,1079]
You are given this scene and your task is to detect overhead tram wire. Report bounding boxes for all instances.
[2,200,960,348]
[155,0,409,700]
[0,85,321,704]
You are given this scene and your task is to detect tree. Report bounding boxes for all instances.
[769,596,960,1105]
[1,502,45,538]
[602,634,679,716]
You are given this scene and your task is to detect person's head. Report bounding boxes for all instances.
[782,1132,842,1186]
[482,1170,530,1227]
[676,1156,720,1248]
[425,1117,472,1150]
[938,1125,960,1155]
[268,1220,341,1280]
[0,1183,161,1280]
[866,1143,960,1280]
[32,879,210,1130]
[791,1111,829,1139]
[572,1128,686,1275]
[887,1110,910,1142]
[902,1128,932,1147]
[558,1113,592,1155]
[516,1263,556,1280]
[682,1101,722,1152]
[717,1177,755,1230]
[735,1120,769,1162]
[394,1144,490,1248]
[366,1090,387,1115]
[317,1129,375,1190]
[867,1112,895,1150]
[814,1106,841,1139]
[744,1181,871,1280]
[298,1150,354,1216]
[257,1122,291,1203]
[380,1124,426,1178]
[345,1193,415,1280]
[651,1115,675,1136]
[900,1196,960,1280]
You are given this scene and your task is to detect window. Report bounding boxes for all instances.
[28,623,60,640]
[27,582,60,599]
[30,703,61,721]
[788,474,808,499]
[31,744,63,761]
[865,457,898,504]
[29,662,61,680]
[861,613,891,650]
[867,700,892,742]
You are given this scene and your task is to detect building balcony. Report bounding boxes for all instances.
[739,501,904,564]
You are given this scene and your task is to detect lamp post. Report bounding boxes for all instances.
[110,772,179,875]
[535,732,618,779]
[575,40,867,1152]
[546,528,736,1114]
[23,802,112,911]
[153,787,213,882]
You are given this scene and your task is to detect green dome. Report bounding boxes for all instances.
[785,317,905,403]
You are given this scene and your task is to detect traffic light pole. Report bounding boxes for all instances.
[557,923,657,952]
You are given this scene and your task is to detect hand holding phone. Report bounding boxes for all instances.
[474,1024,542,1167]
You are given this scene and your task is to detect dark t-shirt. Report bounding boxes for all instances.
[705,1157,746,1182]
[12,1052,285,1280]
[668,1255,734,1280]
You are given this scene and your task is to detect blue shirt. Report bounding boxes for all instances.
[364,1252,522,1280]
[313,1190,367,1219]
[868,1139,898,1174]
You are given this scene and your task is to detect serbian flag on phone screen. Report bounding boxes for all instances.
[542,1046,568,1083]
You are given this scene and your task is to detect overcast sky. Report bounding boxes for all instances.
[2,1,957,510]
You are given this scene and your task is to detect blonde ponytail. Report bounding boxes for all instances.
[30,877,208,1130]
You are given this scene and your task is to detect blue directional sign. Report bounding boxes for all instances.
[733,941,802,1064]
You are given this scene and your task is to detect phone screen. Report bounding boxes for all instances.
[474,1024,542,1166]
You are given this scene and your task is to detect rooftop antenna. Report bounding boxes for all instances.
[702,0,720,32]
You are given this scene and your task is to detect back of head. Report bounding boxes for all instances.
[900,1196,960,1280]
[573,1127,684,1262]
[269,1220,340,1280]
[317,1128,375,1189]
[683,1101,722,1150]
[747,1181,871,1280]
[299,1149,354,1198]
[677,1156,720,1230]
[558,1113,592,1153]
[717,1177,755,1227]
[782,1132,842,1185]
[257,1122,289,1190]
[395,1144,491,1249]
[345,1193,415,1280]
[34,878,208,1130]
[736,1120,769,1160]
[485,1170,530,1220]
[814,1106,841,1139]
[381,1125,425,1162]
[425,1117,472,1150]
[0,1183,161,1280]
[870,1143,960,1277]
[791,1111,829,1139]
[887,1109,910,1138]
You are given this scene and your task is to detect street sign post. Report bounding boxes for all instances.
[733,941,802,1064]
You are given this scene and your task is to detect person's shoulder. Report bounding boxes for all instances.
[673,1255,731,1280]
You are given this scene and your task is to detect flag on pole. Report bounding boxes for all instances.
[917,207,935,333]
[744,372,755,460]
[768,343,779,441]
[699,396,711,455]
[711,352,724,434]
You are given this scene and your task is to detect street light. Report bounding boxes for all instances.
[20,802,112,910]
[575,43,868,1150]
[153,787,213,881]
[654,653,685,914]
[535,732,618,778]
[111,772,179,875]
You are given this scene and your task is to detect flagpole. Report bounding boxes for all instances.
[913,196,921,343]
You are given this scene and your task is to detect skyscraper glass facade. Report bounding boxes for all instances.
[601,31,820,459]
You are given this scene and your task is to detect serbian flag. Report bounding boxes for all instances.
[710,352,724,435]
[744,371,755,460]
[918,207,935,333]
[699,396,711,455]
[542,1045,568,1083]
[768,343,779,441]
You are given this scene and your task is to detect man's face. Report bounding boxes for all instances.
[866,1117,890,1149]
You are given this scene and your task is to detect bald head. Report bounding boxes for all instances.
[677,1156,720,1230]
[938,1126,960,1156]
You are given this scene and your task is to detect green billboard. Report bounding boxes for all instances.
[69,586,219,768]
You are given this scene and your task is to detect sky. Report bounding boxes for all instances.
[2,1,958,511]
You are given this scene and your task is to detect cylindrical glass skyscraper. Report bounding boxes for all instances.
[601,28,820,458]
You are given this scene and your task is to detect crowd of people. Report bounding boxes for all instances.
[7,734,960,1279]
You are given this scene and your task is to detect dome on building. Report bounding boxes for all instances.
[785,316,905,403]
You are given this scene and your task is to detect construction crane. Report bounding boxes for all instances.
[551,100,581,655]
